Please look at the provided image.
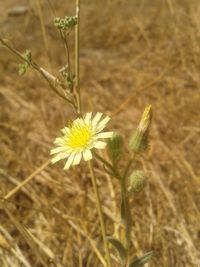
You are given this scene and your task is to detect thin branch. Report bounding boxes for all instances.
[0,37,75,106]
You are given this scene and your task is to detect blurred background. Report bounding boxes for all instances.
[0,0,200,266]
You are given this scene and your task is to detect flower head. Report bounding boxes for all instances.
[50,112,113,169]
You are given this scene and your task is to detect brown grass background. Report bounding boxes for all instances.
[0,0,200,266]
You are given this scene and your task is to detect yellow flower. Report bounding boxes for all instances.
[50,112,113,169]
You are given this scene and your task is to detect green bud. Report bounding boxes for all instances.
[128,170,147,194]
[129,130,149,153]
[25,50,32,63]
[129,105,152,154]
[107,132,123,164]
[18,50,32,76]
[54,16,77,30]
[67,16,77,27]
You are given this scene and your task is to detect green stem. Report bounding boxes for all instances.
[88,161,112,267]
[123,154,135,180]
[61,31,71,78]
[120,156,136,266]
[75,0,81,115]
[120,176,131,258]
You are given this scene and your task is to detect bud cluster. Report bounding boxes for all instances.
[54,16,77,30]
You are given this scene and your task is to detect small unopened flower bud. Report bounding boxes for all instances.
[129,105,152,154]
[54,16,77,30]
[67,16,77,27]
[128,170,147,194]
[18,50,32,76]
[107,132,123,164]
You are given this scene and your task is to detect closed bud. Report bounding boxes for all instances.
[138,105,152,133]
[18,50,32,76]
[128,170,147,194]
[107,132,123,164]
[129,105,152,154]
[54,16,77,30]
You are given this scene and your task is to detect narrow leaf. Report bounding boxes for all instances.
[107,236,126,262]
[129,251,155,267]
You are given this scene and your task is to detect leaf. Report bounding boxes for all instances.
[107,237,126,263]
[129,251,155,267]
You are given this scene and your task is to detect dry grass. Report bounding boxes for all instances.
[0,0,200,266]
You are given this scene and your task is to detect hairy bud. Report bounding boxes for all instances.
[128,170,147,194]
[107,132,123,164]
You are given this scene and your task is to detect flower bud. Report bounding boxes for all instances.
[128,170,147,194]
[54,16,77,30]
[18,50,32,76]
[107,132,123,164]
[129,105,152,154]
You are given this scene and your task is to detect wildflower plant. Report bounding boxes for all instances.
[0,1,155,266]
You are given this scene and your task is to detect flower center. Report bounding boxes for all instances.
[66,121,93,148]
